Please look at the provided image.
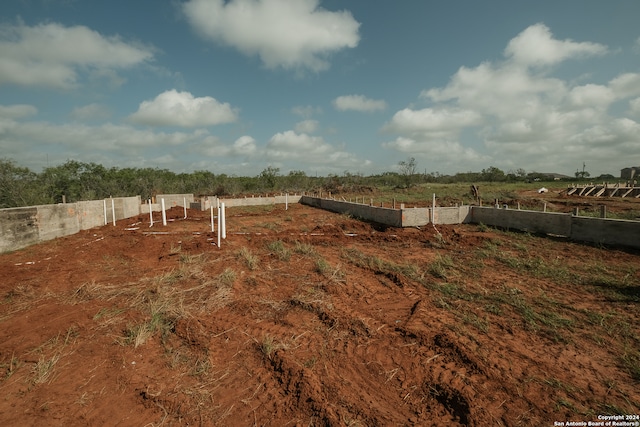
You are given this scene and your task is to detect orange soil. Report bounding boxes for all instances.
[0,203,638,426]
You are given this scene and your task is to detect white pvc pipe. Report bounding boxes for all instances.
[431,193,435,224]
[111,198,116,226]
[161,198,167,226]
[148,199,153,227]
[217,200,221,249]
[183,197,187,219]
[103,200,107,225]
[221,202,226,239]
[286,193,288,211]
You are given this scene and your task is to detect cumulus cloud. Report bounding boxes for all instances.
[182,0,360,72]
[266,129,366,168]
[384,108,481,134]
[0,22,155,89]
[504,23,607,66]
[383,23,640,174]
[333,95,387,112]
[294,119,319,133]
[129,89,238,127]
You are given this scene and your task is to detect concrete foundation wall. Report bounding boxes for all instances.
[0,207,39,252]
[433,206,473,225]
[155,194,194,208]
[75,200,104,230]
[36,204,80,243]
[570,217,640,249]
[401,208,429,227]
[470,207,572,236]
[219,195,302,208]
[0,196,142,253]
[301,196,403,226]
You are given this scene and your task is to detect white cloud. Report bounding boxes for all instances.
[567,84,614,109]
[609,73,640,98]
[0,104,37,119]
[384,23,640,175]
[382,136,487,166]
[384,108,482,134]
[333,95,387,112]
[266,130,365,167]
[630,97,640,116]
[182,0,360,72]
[294,119,319,133]
[231,135,257,156]
[504,23,607,66]
[0,22,155,89]
[70,103,111,121]
[129,90,238,127]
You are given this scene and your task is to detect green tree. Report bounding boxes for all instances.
[480,166,506,182]
[0,159,40,207]
[258,166,280,191]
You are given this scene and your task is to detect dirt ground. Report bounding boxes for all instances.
[1,197,639,426]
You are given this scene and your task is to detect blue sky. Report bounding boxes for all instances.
[1,0,639,177]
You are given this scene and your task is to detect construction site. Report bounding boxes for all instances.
[0,188,638,426]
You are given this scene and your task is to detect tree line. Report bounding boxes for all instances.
[0,157,607,209]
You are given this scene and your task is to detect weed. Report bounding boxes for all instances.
[32,354,61,384]
[1,353,22,380]
[293,241,316,256]
[260,335,286,359]
[238,247,259,270]
[315,257,331,275]
[461,311,489,333]
[267,240,291,261]
[123,323,154,348]
[218,268,236,288]
[429,255,456,280]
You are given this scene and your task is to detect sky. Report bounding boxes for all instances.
[1,0,640,178]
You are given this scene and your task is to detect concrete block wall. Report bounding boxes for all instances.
[205,194,302,209]
[0,207,39,252]
[570,217,640,248]
[301,196,404,227]
[0,196,142,253]
[470,207,572,236]
[155,194,195,208]
[400,208,429,227]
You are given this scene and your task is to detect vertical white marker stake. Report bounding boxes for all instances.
[431,193,436,224]
[149,199,154,227]
[111,198,116,226]
[161,198,167,226]
[210,205,214,232]
[221,202,226,239]
[217,200,221,249]
[103,200,107,225]
[183,197,187,219]
[286,193,288,211]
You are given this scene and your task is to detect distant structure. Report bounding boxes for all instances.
[621,167,640,180]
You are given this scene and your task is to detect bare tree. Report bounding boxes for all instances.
[398,157,417,188]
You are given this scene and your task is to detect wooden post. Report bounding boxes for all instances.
[600,205,606,218]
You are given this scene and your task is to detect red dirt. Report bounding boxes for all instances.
[1,203,639,426]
